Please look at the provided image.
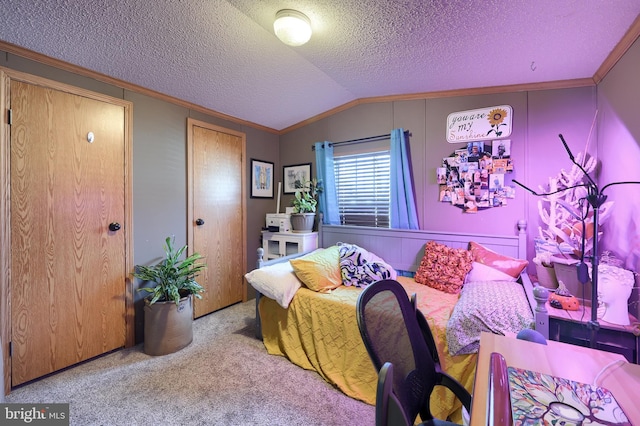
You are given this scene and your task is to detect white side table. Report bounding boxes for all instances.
[261,231,318,260]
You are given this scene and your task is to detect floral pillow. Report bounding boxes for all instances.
[414,241,473,294]
[338,243,397,288]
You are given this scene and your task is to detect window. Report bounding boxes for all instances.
[334,151,390,227]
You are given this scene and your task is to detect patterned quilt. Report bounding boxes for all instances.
[259,276,477,423]
[446,280,534,356]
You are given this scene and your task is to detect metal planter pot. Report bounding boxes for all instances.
[143,294,193,356]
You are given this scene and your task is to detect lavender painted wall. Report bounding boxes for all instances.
[525,88,598,263]
[280,88,598,273]
[597,37,640,318]
[598,37,640,273]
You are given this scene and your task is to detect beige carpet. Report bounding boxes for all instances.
[5,300,374,425]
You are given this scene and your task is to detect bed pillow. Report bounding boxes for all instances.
[338,243,397,288]
[447,280,534,355]
[468,241,528,279]
[414,241,473,294]
[244,262,302,309]
[465,261,518,283]
[290,245,342,293]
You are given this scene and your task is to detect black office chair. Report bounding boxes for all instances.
[356,279,472,426]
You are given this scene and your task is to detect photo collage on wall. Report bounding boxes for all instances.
[437,140,515,213]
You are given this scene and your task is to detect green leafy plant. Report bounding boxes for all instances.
[133,237,206,305]
[292,178,323,213]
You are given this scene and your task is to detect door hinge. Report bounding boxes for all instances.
[7,109,11,125]
[8,341,11,357]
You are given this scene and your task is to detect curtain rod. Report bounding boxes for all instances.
[311,130,410,150]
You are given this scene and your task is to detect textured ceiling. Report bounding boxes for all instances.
[1,1,639,131]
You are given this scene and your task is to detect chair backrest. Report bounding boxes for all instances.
[411,293,441,368]
[356,279,438,423]
[376,362,411,426]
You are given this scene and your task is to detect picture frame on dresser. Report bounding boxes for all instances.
[250,159,274,198]
[283,163,311,194]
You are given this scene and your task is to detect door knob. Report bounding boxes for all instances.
[109,222,121,232]
[195,218,205,226]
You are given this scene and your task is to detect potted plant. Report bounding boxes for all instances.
[133,236,206,356]
[532,251,558,289]
[291,178,322,233]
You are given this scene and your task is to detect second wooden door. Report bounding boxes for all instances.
[188,119,246,317]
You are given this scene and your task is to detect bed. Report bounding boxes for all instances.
[245,221,546,422]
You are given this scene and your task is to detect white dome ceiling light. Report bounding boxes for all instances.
[273,9,312,47]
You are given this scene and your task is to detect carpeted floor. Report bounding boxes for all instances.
[5,300,374,425]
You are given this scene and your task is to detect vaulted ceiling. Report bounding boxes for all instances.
[1,1,639,132]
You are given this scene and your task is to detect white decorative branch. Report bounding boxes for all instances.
[536,152,614,257]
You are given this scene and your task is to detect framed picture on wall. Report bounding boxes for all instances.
[283,163,312,194]
[250,159,274,198]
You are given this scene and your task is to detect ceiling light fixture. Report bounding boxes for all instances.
[273,9,312,47]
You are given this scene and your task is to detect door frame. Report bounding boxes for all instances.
[0,68,135,395]
[186,118,248,303]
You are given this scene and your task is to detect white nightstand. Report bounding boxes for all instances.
[261,231,318,260]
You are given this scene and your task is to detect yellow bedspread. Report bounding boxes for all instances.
[259,276,477,422]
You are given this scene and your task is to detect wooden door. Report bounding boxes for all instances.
[10,79,129,386]
[187,119,246,317]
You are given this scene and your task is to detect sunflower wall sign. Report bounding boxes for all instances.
[446,105,512,143]
[439,106,515,213]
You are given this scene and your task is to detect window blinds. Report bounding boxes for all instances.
[334,151,390,227]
